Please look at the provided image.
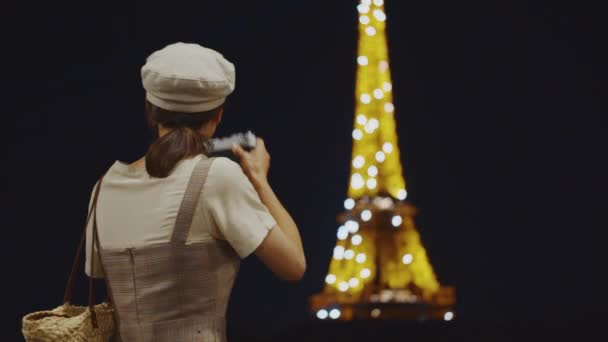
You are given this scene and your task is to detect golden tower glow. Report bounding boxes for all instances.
[349,0,404,200]
[310,0,455,321]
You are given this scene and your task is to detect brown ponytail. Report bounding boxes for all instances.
[144,99,221,178]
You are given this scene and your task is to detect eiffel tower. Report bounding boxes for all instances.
[309,0,455,321]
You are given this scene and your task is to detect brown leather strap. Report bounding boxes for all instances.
[88,178,102,328]
[89,173,121,331]
[92,198,121,334]
[90,175,109,328]
[63,175,105,304]
[62,172,108,329]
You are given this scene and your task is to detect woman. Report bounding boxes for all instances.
[84,42,306,341]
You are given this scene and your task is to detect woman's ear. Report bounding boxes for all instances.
[215,107,224,124]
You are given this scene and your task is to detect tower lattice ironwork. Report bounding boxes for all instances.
[309,0,455,321]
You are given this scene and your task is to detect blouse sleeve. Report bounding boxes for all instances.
[85,180,105,278]
[203,157,277,259]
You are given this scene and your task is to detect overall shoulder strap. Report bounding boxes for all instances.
[170,155,215,244]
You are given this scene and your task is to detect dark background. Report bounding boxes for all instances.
[4,0,606,340]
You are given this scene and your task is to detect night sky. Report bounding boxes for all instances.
[5,0,606,340]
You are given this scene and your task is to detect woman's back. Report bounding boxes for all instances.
[85,154,277,341]
[82,42,305,341]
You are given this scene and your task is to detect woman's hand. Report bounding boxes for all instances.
[231,137,271,188]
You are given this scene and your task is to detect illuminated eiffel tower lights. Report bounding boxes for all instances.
[309,0,455,321]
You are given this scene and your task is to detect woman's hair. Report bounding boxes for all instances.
[144,99,222,178]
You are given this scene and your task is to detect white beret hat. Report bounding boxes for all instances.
[141,42,236,113]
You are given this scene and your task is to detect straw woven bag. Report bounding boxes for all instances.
[22,174,118,341]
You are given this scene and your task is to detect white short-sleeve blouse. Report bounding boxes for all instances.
[84,154,277,278]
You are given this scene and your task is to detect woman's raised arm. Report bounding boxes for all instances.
[232,138,306,281]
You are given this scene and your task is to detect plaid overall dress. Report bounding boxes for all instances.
[97,156,241,341]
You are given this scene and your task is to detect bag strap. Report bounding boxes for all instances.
[89,173,121,331]
[88,174,106,328]
[63,174,105,304]
[62,172,109,329]
[91,194,120,333]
